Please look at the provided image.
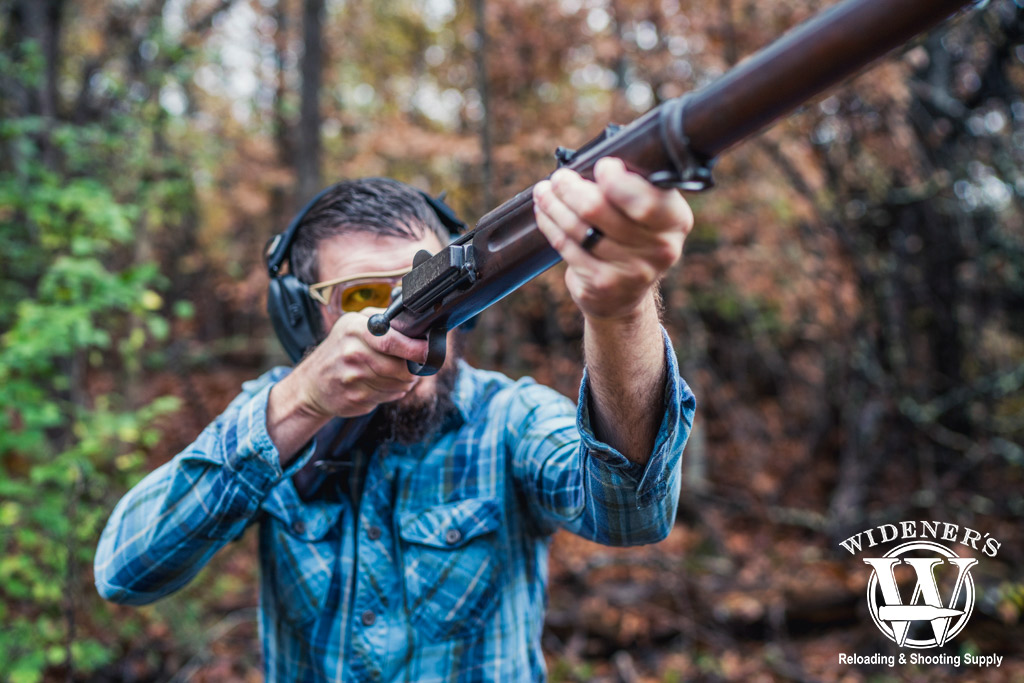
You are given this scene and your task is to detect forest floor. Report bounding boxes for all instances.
[98,521,1022,682]
[83,365,1023,683]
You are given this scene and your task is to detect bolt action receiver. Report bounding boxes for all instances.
[367,243,477,376]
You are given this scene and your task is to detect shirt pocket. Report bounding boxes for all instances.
[397,497,503,642]
[260,498,343,626]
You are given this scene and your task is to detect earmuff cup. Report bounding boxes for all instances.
[267,274,324,363]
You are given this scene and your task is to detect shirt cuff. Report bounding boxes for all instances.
[223,382,315,499]
[576,326,692,508]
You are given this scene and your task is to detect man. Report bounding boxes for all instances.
[95,157,697,681]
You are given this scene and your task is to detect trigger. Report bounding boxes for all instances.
[406,326,447,377]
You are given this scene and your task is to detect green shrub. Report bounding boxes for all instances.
[0,48,181,683]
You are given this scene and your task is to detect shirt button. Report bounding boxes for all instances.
[367,525,382,540]
[361,610,376,627]
[291,520,306,535]
[445,528,462,545]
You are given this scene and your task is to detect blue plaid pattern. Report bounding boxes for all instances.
[95,329,695,681]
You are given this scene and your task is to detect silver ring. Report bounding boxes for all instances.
[581,227,604,252]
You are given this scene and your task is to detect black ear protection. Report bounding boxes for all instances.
[265,182,468,363]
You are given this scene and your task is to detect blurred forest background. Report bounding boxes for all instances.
[1,0,1023,681]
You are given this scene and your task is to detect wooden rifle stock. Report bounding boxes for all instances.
[293,0,974,497]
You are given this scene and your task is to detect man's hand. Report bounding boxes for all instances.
[267,310,428,463]
[532,156,694,465]
[532,156,693,321]
[292,309,428,417]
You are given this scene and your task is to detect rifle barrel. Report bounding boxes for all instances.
[684,0,974,159]
[389,0,975,342]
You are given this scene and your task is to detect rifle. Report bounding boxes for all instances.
[292,0,975,498]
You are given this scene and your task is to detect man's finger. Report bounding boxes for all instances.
[364,376,415,399]
[535,195,605,270]
[535,180,618,262]
[365,351,419,386]
[362,324,430,365]
[535,179,591,236]
[540,169,672,259]
[546,169,638,243]
[342,308,428,365]
[594,157,694,233]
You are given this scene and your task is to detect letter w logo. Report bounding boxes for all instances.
[864,542,978,648]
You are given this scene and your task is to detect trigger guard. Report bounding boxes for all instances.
[406,326,447,377]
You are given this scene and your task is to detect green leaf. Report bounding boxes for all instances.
[147,315,170,341]
[8,651,45,683]
[173,299,195,319]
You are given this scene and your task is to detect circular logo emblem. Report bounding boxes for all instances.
[864,540,977,649]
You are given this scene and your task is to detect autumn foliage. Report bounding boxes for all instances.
[1,0,1023,681]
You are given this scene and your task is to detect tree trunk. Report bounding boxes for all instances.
[271,0,293,226]
[298,0,324,200]
[18,0,64,165]
[473,0,494,212]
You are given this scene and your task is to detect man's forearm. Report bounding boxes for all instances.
[582,290,666,465]
[96,371,286,604]
[267,369,331,469]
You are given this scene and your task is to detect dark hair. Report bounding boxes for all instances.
[290,178,449,284]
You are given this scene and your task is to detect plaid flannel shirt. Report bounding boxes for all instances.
[95,329,695,682]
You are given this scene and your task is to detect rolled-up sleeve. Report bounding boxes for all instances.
[94,367,315,604]
[508,327,696,545]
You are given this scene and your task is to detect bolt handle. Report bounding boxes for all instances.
[367,288,404,336]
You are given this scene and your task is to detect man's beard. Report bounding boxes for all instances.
[366,350,460,446]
